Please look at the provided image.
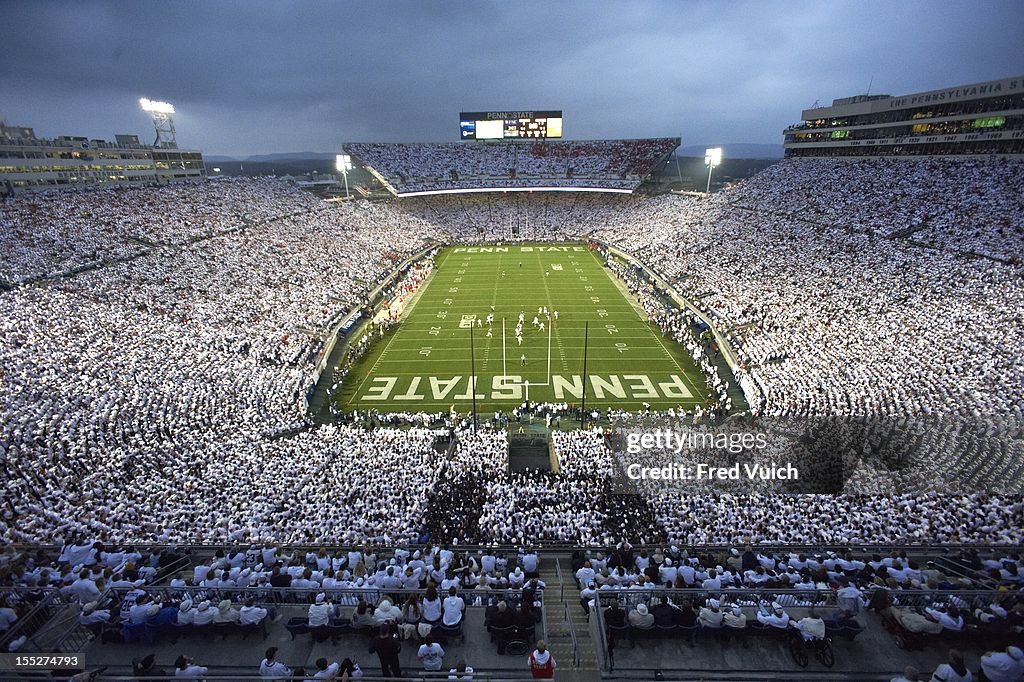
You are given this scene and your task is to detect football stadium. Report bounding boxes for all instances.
[2,4,1024,681]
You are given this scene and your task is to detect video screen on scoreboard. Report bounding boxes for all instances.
[459,111,563,139]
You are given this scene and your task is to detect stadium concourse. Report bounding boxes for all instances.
[1,155,1023,677]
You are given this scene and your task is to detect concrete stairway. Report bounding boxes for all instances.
[538,556,602,680]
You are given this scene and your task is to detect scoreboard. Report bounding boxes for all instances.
[460,111,563,140]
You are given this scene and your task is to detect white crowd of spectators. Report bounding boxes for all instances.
[3,419,448,545]
[347,139,678,193]
[603,255,732,414]
[727,157,1024,261]
[2,155,1023,548]
[1,179,447,545]
[398,193,628,242]
[587,192,1024,425]
[0,178,325,286]
[648,492,1024,547]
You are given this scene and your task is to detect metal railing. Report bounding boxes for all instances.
[551,557,579,668]
[98,585,539,610]
[591,587,1020,675]
[595,586,1018,613]
[11,541,1019,555]
[564,601,581,669]
[0,589,77,653]
[596,587,841,610]
[148,553,192,585]
[592,589,612,672]
[47,672,539,682]
[554,555,565,604]
[3,586,545,661]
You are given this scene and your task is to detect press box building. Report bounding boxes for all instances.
[0,123,205,195]
[784,75,1024,158]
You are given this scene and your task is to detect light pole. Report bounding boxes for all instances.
[139,98,177,148]
[704,147,722,194]
[335,153,352,198]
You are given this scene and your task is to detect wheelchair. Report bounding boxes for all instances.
[788,627,834,668]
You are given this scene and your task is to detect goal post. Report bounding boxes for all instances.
[501,313,553,388]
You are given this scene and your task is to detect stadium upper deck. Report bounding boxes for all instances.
[784,75,1024,158]
[345,137,679,195]
[0,123,205,195]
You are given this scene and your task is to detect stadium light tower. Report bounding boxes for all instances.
[336,154,353,198]
[704,147,722,193]
[140,98,178,149]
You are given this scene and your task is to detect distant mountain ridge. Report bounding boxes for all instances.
[205,152,338,163]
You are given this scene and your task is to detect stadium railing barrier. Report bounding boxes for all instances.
[590,587,1014,673]
[10,542,1017,555]
[0,588,82,655]
[593,587,1013,612]
[597,587,841,610]
[63,673,541,682]
[2,586,546,665]
[98,585,539,609]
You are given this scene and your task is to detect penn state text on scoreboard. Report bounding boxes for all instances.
[460,111,563,140]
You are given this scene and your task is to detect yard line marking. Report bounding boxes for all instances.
[340,243,711,411]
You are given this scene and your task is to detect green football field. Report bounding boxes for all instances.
[335,243,711,413]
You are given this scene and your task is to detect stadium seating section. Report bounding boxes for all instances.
[346,138,680,192]
[1,160,1022,548]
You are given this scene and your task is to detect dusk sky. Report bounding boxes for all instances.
[1,0,1022,157]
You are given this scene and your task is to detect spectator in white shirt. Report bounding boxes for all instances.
[929,649,972,682]
[374,599,401,625]
[793,608,826,641]
[575,561,595,587]
[417,635,445,671]
[69,571,100,604]
[756,602,790,629]
[442,587,465,627]
[79,601,110,626]
[259,647,292,678]
[313,657,340,679]
[176,600,195,625]
[308,593,333,627]
[173,655,208,679]
[422,587,443,624]
[448,660,474,680]
[522,550,539,575]
[239,598,269,626]
[924,606,964,632]
[127,595,153,625]
[214,600,240,624]
[191,600,216,626]
[979,645,1024,682]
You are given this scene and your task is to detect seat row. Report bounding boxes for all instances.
[606,618,863,648]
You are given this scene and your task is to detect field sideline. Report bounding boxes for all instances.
[334,243,711,413]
